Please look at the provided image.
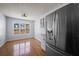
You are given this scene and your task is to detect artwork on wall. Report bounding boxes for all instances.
[14,23,30,34]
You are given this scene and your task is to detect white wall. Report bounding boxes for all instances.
[0,14,6,47]
[35,18,46,51]
[35,19,41,41]
[6,17,35,41]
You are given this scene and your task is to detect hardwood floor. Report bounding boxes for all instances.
[0,38,46,56]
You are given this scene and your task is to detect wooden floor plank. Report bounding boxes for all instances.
[0,38,46,56]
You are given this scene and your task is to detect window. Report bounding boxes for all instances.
[14,23,30,34]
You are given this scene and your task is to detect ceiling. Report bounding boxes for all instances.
[0,3,68,20]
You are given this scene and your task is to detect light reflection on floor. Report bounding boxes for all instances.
[13,41,31,56]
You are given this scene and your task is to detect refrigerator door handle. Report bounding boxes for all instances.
[54,36,56,46]
[53,12,57,46]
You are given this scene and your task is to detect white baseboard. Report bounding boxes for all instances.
[0,37,41,48]
[7,38,22,42]
[34,37,41,42]
[0,41,7,47]
[7,37,34,42]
